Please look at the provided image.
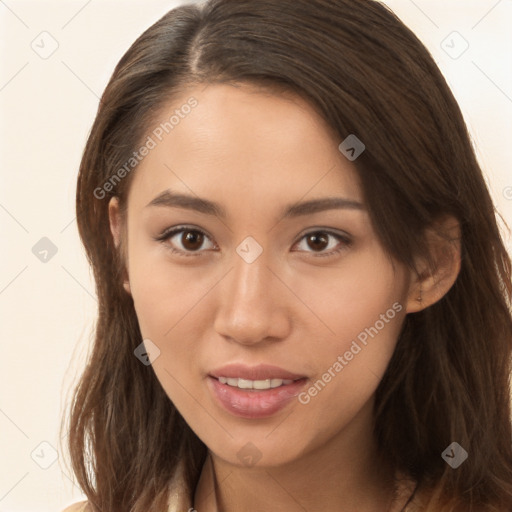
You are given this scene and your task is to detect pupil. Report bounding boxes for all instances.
[308,233,328,251]
[183,231,203,250]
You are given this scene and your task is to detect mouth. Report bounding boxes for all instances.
[207,364,308,419]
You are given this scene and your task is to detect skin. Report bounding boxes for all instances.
[109,83,461,512]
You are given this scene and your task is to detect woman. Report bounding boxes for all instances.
[61,0,512,510]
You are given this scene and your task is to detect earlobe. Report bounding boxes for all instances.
[405,215,461,314]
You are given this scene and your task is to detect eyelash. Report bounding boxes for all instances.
[154,225,352,259]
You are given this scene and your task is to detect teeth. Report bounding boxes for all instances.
[218,377,294,389]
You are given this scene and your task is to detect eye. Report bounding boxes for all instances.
[292,230,352,257]
[155,226,216,257]
[155,226,352,258]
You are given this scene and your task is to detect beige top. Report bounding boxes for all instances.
[62,455,419,512]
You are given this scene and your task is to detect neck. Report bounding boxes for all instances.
[193,399,401,512]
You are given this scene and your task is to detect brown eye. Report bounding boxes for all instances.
[181,230,205,251]
[293,230,352,257]
[156,226,215,256]
[305,232,329,252]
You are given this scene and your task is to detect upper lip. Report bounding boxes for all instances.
[209,363,306,381]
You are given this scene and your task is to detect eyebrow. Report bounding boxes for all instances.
[146,190,365,219]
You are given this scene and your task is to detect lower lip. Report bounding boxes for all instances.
[207,376,308,419]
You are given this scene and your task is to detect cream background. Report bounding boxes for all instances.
[0,1,511,510]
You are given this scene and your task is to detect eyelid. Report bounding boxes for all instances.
[154,225,352,258]
[293,227,352,245]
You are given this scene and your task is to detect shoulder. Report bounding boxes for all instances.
[61,501,90,512]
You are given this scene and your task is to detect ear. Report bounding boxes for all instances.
[108,197,131,295]
[405,215,461,313]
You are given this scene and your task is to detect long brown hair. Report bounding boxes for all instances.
[62,0,512,510]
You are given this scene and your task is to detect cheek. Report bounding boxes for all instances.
[291,244,404,350]
[127,243,218,406]
[127,249,210,414]
[127,239,213,337]
[296,311,404,440]
[293,248,405,409]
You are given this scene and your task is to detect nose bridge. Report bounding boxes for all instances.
[214,245,289,344]
[230,250,268,304]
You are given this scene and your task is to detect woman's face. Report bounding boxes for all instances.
[110,83,417,468]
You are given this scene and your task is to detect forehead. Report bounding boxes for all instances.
[127,83,363,214]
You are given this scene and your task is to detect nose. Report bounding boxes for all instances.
[213,250,292,346]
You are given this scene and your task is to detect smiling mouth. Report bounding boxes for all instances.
[207,375,309,419]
